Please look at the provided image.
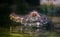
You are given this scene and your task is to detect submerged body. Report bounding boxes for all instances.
[10,10,51,33]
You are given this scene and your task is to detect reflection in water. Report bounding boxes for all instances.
[9,10,53,37]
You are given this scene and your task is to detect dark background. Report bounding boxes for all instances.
[0,0,60,37]
[0,0,40,28]
[0,0,60,28]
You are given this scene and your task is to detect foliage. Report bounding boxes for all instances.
[40,4,60,16]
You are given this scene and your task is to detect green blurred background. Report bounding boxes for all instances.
[0,0,60,37]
